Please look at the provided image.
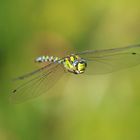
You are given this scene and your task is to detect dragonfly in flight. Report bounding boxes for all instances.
[11,44,140,102]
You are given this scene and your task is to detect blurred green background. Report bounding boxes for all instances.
[1,0,140,140]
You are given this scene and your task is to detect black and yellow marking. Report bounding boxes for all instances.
[36,54,87,74]
[63,55,87,74]
[35,56,61,63]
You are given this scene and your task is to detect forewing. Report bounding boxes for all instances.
[10,63,64,103]
[77,44,140,74]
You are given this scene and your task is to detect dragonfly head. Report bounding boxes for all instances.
[73,59,87,74]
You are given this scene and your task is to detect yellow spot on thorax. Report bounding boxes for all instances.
[64,58,74,69]
[70,56,75,62]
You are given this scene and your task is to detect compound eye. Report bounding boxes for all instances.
[79,60,87,67]
[77,61,87,71]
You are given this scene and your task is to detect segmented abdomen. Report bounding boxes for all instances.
[35,56,61,63]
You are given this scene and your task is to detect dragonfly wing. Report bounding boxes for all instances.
[77,44,140,74]
[13,63,53,80]
[10,63,64,103]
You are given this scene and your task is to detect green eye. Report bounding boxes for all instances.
[78,62,86,71]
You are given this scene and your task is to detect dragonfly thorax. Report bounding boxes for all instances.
[63,55,87,74]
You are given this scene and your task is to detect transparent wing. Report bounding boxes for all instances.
[10,63,64,103]
[77,44,140,74]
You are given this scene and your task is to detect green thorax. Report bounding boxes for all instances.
[62,55,87,74]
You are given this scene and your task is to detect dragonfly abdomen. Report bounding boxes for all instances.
[35,56,61,63]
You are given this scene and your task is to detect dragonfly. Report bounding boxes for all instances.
[11,44,140,103]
